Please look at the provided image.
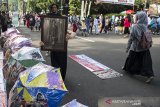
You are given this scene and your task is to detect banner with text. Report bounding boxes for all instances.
[69,54,122,79]
[97,0,135,5]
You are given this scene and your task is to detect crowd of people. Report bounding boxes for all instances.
[69,12,160,39]
[69,10,155,83]
[148,14,160,35]
[69,13,133,37]
[22,13,41,32]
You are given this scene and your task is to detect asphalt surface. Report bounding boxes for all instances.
[17,24,160,107]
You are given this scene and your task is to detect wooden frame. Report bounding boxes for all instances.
[41,15,68,51]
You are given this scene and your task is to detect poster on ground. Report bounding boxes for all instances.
[69,54,123,79]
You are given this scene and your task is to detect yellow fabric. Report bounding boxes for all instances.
[27,73,48,87]
[20,68,67,91]
[23,88,33,101]
[17,88,23,94]
[20,72,30,85]
[81,21,86,29]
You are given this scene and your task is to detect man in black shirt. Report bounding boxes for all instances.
[42,3,68,80]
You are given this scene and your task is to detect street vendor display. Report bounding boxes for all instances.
[1,27,68,107]
[8,63,68,107]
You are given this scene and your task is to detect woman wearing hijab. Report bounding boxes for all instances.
[122,11,154,83]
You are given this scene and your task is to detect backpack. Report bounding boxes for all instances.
[139,30,152,49]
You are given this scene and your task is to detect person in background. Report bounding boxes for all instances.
[122,11,154,83]
[108,17,112,31]
[81,18,87,36]
[23,14,26,26]
[85,15,90,35]
[123,16,131,37]
[119,16,124,35]
[35,13,41,31]
[89,16,94,34]
[1,11,8,32]
[104,16,109,34]
[94,16,99,35]
[0,11,2,36]
[99,15,105,33]
[156,15,160,34]
[29,13,35,31]
[72,20,77,33]
[25,13,30,28]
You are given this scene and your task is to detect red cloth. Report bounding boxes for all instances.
[72,23,77,32]
[124,18,131,27]
[26,20,30,28]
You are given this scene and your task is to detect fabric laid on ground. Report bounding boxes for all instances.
[62,99,88,107]
[69,54,123,79]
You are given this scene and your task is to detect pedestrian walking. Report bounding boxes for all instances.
[35,14,41,31]
[23,15,26,26]
[81,18,87,36]
[123,17,131,37]
[25,13,30,28]
[29,13,35,31]
[94,16,99,35]
[85,16,90,35]
[99,15,105,33]
[119,16,124,35]
[122,11,154,83]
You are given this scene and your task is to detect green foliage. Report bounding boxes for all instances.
[14,0,152,15]
[69,0,81,15]
[26,0,56,13]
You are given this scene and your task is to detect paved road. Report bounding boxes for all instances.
[18,25,160,107]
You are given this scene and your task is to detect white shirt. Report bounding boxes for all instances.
[94,18,99,26]
[148,17,151,25]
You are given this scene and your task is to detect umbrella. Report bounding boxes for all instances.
[4,34,24,49]
[11,47,44,67]
[0,92,7,107]
[10,37,32,53]
[5,27,18,37]
[62,99,88,107]
[120,10,134,14]
[13,63,68,107]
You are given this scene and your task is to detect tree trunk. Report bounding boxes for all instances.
[87,0,92,16]
[84,0,88,17]
[81,0,85,20]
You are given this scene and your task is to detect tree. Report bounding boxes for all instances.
[25,0,56,13]
[69,0,81,15]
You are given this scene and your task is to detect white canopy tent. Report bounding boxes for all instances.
[96,0,135,5]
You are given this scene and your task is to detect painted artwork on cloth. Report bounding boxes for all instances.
[69,54,123,79]
[41,16,68,51]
